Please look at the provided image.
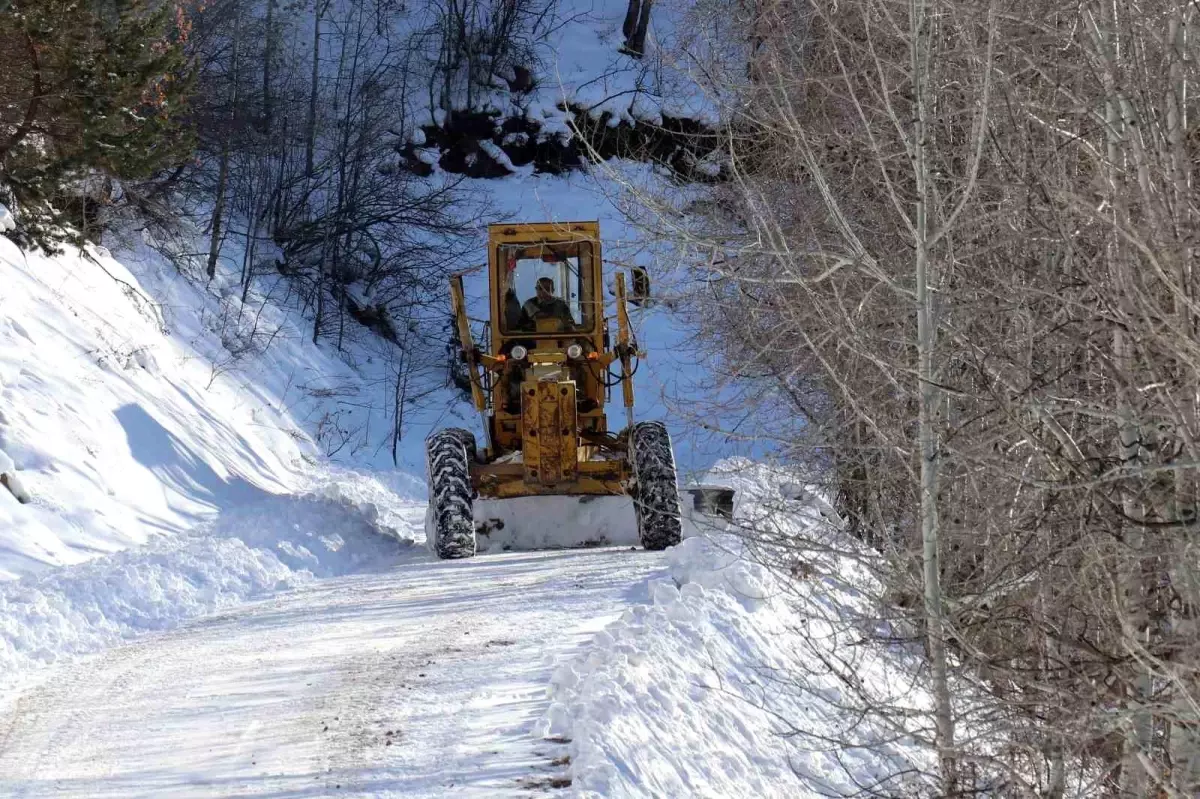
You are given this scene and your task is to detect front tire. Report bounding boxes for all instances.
[426,428,477,559]
[630,422,683,551]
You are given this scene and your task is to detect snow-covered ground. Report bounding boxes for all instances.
[0,470,424,691]
[1,457,932,798]
[543,465,935,798]
[0,545,666,798]
[0,1,932,785]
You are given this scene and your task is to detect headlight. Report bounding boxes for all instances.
[566,344,583,359]
[510,345,528,360]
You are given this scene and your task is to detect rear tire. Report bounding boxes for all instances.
[629,421,683,551]
[426,428,477,559]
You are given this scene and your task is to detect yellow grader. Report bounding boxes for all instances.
[425,221,683,559]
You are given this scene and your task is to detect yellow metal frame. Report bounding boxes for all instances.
[487,221,603,348]
[445,221,642,500]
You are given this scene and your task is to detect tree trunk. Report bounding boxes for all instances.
[392,327,410,466]
[305,0,326,185]
[313,206,331,345]
[207,3,241,281]
[911,0,955,790]
[206,149,230,281]
[263,0,276,134]
[240,171,261,303]
[622,0,652,57]
[0,32,43,163]
[272,108,288,236]
[1165,9,1200,792]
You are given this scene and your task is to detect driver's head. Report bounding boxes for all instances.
[535,277,555,300]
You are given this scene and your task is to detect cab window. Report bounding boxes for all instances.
[497,242,596,334]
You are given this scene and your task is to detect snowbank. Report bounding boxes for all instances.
[0,235,310,579]
[0,471,424,692]
[0,222,440,686]
[0,214,456,581]
[539,462,934,798]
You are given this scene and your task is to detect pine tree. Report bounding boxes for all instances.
[0,0,196,248]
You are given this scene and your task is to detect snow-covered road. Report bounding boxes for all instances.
[0,547,664,798]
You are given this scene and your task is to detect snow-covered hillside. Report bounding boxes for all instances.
[0,228,425,582]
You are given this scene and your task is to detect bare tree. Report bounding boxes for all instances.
[614,0,1200,794]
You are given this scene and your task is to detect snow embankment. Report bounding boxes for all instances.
[0,232,314,579]
[541,462,933,798]
[0,205,441,581]
[0,470,423,693]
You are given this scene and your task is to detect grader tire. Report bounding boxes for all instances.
[630,421,683,551]
[426,428,477,560]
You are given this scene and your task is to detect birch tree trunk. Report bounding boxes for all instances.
[1164,9,1200,790]
[910,0,956,789]
[621,0,652,56]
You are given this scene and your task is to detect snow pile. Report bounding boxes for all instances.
[0,472,424,691]
[0,203,14,232]
[309,464,429,540]
[540,462,934,798]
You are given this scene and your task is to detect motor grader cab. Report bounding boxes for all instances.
[425,221,682,559]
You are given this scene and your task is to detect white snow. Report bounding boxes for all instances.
[414,146,441,166]
[0,471,422,693]
[0,236,301,579]
[540,462,934,797]
[478,138,525,175]
[521,0,721,129]
[0,546,667,798]
[0,217,452,582]
[0,203,14,232]
[0,4,934,789]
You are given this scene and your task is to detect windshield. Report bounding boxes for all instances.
[497,241,596,335]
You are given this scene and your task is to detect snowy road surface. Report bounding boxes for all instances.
[0,547,662,798]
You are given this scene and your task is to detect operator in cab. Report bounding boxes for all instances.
[519,277,576,331]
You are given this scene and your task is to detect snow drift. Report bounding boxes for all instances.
[0,470,423,693]
[540,461,934,798]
